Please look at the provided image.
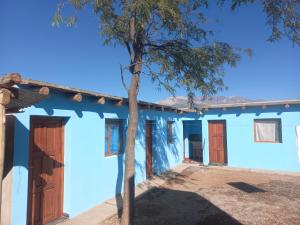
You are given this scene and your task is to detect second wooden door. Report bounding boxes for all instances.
[146,120,153,177]
[208,120,227,164]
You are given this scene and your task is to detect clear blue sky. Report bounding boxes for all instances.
[0,0,299,102]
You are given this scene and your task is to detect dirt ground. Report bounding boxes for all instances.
[100,166,300,225]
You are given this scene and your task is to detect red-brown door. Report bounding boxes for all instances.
[28,117,64,225]
[146,121,153,178]
[208,120,227,164]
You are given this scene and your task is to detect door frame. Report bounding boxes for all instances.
[145,120,153,178]
[208,120,228,165]
[27,116,65,225]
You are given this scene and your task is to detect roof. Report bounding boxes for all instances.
[19,78,190,113]
[1,73,299,114]
[189,99,300,111]
[0,73,49,113]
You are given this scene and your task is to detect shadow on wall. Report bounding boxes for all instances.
[136,111,181,175]
[13,118,30,170]
[115,110,185,217]
[32,91,128,119]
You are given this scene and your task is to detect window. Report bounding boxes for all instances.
[105,119,123,156]
[167,121,174,144]
[254,119,282,143]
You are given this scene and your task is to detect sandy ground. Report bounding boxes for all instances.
[100,166,300,225]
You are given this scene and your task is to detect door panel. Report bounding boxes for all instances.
[28,117,64,225]
[208,121,227,164]
[146,121,153,178]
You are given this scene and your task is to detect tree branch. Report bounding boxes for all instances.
[120,64,129,92]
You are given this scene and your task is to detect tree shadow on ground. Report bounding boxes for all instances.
[227,182,266,193]
[133,187,242,225]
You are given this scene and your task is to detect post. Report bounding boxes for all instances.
[0,89,11,224]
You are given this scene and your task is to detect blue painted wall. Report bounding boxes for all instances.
[11,91,195,225]
[200,105,300,172]
[10,90,300,225]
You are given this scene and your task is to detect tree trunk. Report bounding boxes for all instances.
[121,61,141,225]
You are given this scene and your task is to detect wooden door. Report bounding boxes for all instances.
[28,117,64,225]
[208,120,227,164]
[146,121,153,178]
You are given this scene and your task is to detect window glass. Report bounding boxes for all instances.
[105,119,123,156]
[110,124,120,154]
[167,121,174,144]
[254,119,282,143]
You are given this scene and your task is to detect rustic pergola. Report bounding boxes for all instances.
[0,73,52,224]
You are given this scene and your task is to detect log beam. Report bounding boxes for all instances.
[0,89,12,106]
[0,73,21,88]
[72,93,82,102]
[115,100,124,107]
[97,97,105,104]
[0,88,13,223]
[33,86,50,95]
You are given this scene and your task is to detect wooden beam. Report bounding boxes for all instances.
[0,73,21,87]
[222,107,227,111]
[0,89,12,106]
[285,104,290,108]
[72,93,82,102]
[0,88,13,223]
[5,108,22,114]
[97,97,105,104]
[241,106,246,110]
[33,86,49,95]
[115,100,124,107]
[262,105,267,109]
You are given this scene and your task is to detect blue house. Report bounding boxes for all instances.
[1,76,300,225]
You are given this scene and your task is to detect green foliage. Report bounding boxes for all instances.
[53,0,299,102]
[53,0,239,100]
[219,0,300,45]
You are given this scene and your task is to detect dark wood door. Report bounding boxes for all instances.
[146,121,153,178]
[28,117,64,225]
[208,121,227,164]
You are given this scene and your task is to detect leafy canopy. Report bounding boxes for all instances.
[219,0,300,45]
[53,0,299,101]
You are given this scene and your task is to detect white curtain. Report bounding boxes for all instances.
[255,120,279,142]
[296,126,300,163]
